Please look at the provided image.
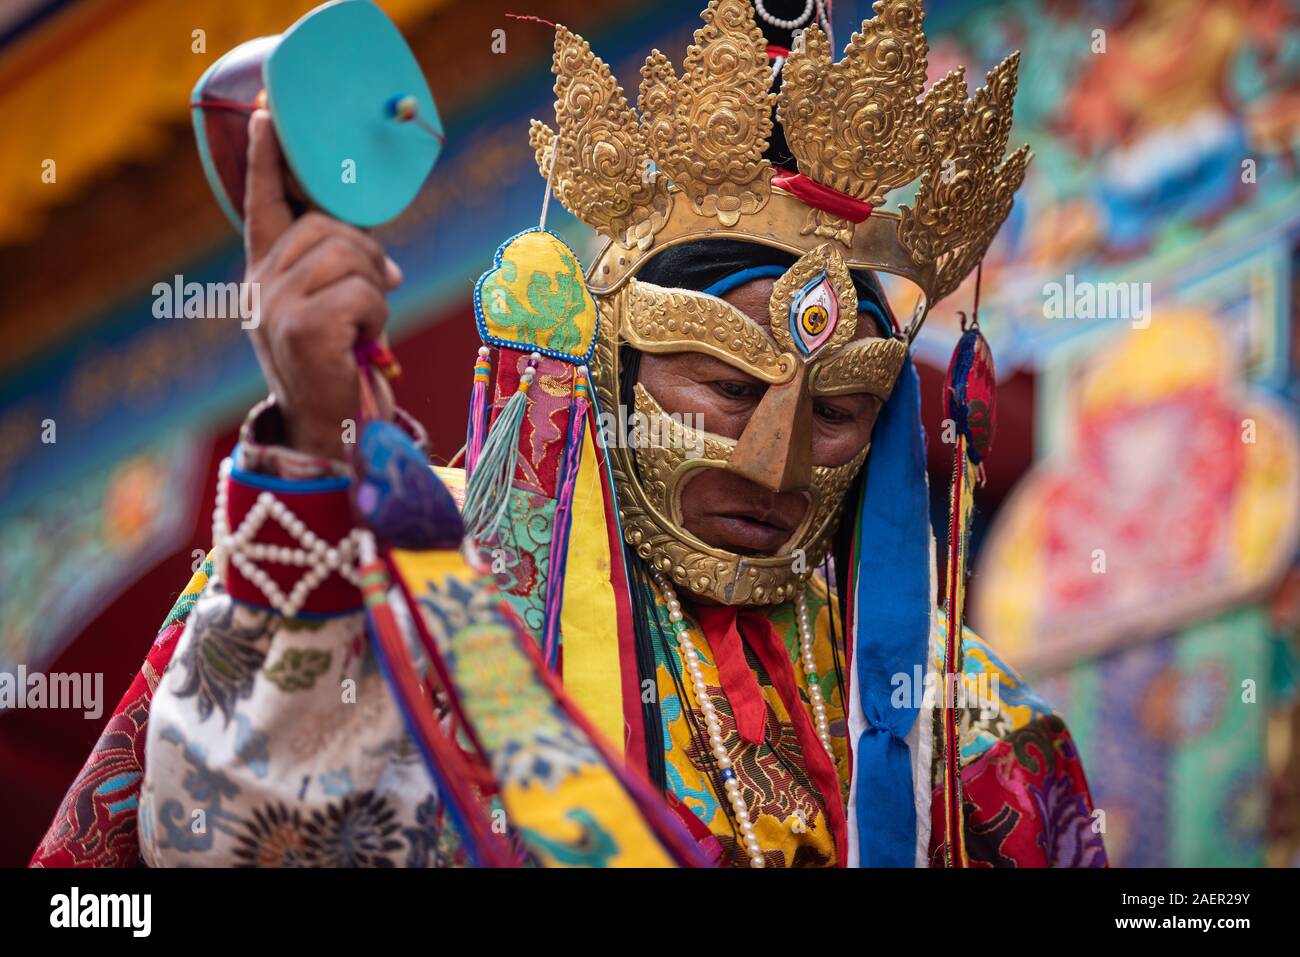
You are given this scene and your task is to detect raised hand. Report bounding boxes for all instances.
[242,109,402,460]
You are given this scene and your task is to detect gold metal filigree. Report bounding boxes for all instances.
[632,383,734,510]
[799,207,855,246]
[777,3,966,207]
[528,0,1035,607]
[637,0,775,227]
[930,143,1030,302]
[616,379,866,606]
[809,336,907,399]
[532,0,1029,326]
[593,268,890,606]
[622,281,798,383]
[898,53,1030,302]
[529,27,671,250]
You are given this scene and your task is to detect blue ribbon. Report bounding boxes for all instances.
[850,356,930,866]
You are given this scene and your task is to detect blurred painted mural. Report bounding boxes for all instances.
[934,0,1300,867]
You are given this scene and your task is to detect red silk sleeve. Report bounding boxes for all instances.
[29,561,210,868]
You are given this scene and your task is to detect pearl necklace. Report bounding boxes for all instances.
[755,0,814,31]
[652,569,833,868]
[795,588,834,755]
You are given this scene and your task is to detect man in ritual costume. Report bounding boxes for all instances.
[32,0,1107,868]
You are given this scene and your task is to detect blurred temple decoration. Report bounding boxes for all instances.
[972,311,1300,866]
[0,0,1297,866]
[941,0,1300,867]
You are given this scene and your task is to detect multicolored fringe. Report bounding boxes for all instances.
[462,350,540,544]
[465,346,492,478]
[941,432,974,868]
[540,365,590,670]
[358,532,516,867]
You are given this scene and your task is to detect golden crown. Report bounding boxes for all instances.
[528,0,1030,338]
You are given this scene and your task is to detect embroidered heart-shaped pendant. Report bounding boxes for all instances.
[350,420,463,549]
[474,228,600,364]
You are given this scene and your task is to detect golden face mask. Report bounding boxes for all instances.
[591,244,907,605]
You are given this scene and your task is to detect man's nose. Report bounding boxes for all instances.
[728,364,813,493]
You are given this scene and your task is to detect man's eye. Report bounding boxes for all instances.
[715,381,760,400]
[814,402,852,424]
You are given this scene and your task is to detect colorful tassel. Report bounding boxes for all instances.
[462,351,540,545]
[939,291,997,868]
[540,365,590,670]
[465,346,493,478]
[355,337,402,380]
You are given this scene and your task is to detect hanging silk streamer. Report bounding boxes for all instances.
[463,223,601,548]
[940,280,997,869]
[465,223,601,634]
[348,342,513,866]
[558,391,638,760]
[540,365,590,670]
[358,533,517,867]
[461,350,539,544]
[515,618,705,867]
[846,357,931,867]
[386,547,705,867]
[465,346,493,478]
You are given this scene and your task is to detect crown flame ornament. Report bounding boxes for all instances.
[528,0,1030,340]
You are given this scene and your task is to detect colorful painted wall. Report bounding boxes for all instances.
[955,0,1300,866]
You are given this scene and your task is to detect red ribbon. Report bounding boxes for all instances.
[772,171,874,224]
[695,604,848,863]
[695,606,770,745]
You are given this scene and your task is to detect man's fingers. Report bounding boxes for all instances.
[268,213,399,291]
[282,233,390,298]
[244,110,295,265]
[305,274,390,344]
[384,257,403,289]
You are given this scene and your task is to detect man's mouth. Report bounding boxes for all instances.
[708,509,796,554]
